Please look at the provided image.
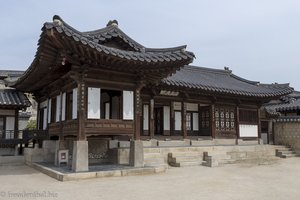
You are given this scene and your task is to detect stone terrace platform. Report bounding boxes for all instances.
[31,163,166,182]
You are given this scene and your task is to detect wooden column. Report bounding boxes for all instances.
[77,75,86,141]
[182,102,187,139]
[236,106,240,139]
[210,104,216,138]
[14,109,19,137]
[134,88,142,140]
[36,101,40,130]
[59,92,64,141]
[257,108,261,139]
[149,98,154,138]
[170,102,175,136]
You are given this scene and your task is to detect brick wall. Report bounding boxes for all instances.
[274,122,300,150]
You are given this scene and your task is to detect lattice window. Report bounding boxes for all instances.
[215,106,235,131]
[186,113,192,131]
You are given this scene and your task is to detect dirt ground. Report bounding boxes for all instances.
[0,158,299,200]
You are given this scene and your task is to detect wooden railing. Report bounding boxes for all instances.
[0,129,49,146]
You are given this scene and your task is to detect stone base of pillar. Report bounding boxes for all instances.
[54,140,66,166]
[72,140,89,172]
[43,140,56,163]
[129,140,144,167]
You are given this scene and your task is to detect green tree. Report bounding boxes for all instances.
[25,120,37,130]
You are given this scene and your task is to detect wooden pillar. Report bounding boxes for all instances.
[77,76,86,141]
[236,106,240,139]
[170,101,175,136]
[134,88,142,140]
[257,108,261,139]
[14,109,19,146]
[268,120,273,144]
[36,101,40,130]
[59,92,64,141]
[149,98,154,138]
[46,97,50,130]
[182,102,187,139]
[210,104,216,138]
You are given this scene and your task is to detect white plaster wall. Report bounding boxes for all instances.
[43,108,47,130]
[187,103,198,111]
[123,91,133,120]
[87,87,101,119]
[193,113,199,131]
[163,106,170,131]
[61,92,66,121]
[0,109,14,116]
[173,102,182,110]
[143,105,149,130]
[72,88,77,119]
[239,124,258,137]
[55,94,61,122]
[175,111,181,131]
[47,99,51,123]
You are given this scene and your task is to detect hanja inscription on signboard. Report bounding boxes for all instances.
[69,152,108,159]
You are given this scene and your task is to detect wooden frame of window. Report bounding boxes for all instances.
[50,97,56,123]
[65,91,73,120]
[239,109,258,124]
[214,105,236,138]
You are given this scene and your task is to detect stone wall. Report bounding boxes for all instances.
[274,122,300,152]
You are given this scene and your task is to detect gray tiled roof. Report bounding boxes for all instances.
[44,15,194,63]
[0,70,24,78]
[0,89,31,107]
[264,91,300,115]
[162,65,293,98]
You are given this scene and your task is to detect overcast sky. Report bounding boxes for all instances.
[0,0,299,89]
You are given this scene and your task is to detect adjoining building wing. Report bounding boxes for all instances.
[162,65,293,99]
[0,89,31,109]
[264,91,300,117]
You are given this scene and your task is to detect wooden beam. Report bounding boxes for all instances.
[77,72,86,141]
[236,105,240,139]
[257,108,261,140]
[149,98,154,138]
[210,104,216,138]
[134,88,142,140]
[182,102,187,139]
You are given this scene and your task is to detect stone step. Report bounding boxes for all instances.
[169,155,202,163]
[144,152,165,167]
[218,159,237,165]
[275,147,292,151]
[168,152,202,158]
[170,160,202,167]
[144,159,165,167]
[281,154,297,158]
[277,150,296,154]
[144,152,163,159]
[207,154,231,160]
[143,148,161,153]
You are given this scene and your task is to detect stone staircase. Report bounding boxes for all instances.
[202,152,235,167]
[143,148,167,167]
[275,146,297,158]
[144,145,291,168]
[168,152,203,167]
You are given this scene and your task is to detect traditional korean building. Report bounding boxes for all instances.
[262,91,300,149]
[13,16,293,171]
[0,70,31,155]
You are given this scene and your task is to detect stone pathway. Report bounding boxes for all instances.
[0,158,300,200]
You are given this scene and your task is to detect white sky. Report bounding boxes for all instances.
[0,0,299,89]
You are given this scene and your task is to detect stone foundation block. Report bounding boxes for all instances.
[72,141,89,172]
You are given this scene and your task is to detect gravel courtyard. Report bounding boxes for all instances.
[0,158,299,200]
